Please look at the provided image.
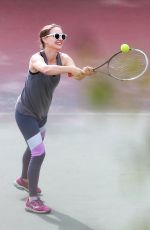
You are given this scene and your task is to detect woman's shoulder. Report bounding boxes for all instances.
[59,52,71,59]
[59,52,74,66]
[30,51,44,62]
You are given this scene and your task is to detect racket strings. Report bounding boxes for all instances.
[109,50,148,80]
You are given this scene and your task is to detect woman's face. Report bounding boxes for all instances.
[44,27,67,51]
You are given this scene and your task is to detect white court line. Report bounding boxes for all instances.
[49,112,150,117]
[1,112,150,117]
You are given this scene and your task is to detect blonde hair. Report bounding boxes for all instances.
[39,24,62,48]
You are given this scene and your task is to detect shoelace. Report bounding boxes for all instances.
[31,199,44,206]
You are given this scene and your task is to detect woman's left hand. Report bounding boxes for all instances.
[74,66,93,80]
[82,66,94,76]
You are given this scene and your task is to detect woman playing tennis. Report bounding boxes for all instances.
[14,23,93,214]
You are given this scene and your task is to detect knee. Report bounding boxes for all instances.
[27,133,45,157]
[31,142,45,157]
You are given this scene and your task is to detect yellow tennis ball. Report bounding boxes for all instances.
[120,44,130,53]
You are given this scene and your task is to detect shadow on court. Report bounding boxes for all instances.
[19,195,97,230]
[37,210,96,230]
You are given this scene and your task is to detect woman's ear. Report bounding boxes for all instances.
[42,36,47,46]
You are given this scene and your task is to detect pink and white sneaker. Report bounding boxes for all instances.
[14,178,42,195]
[25,198,51,214]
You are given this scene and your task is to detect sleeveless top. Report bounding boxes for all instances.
[15,50,62,120]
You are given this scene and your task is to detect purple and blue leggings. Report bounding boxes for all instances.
[15,110,47,197]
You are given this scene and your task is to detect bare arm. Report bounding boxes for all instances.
[29,53,83,77]
[61,53,93,80]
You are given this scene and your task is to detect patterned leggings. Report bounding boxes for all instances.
[15,110,47,197]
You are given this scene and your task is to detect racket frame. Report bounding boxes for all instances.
[93,48,149,81]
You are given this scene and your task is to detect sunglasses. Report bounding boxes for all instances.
[46,33,67,40]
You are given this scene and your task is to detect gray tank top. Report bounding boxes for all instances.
[16,51,62,120]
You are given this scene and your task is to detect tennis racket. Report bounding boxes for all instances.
[93,48,149,81]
